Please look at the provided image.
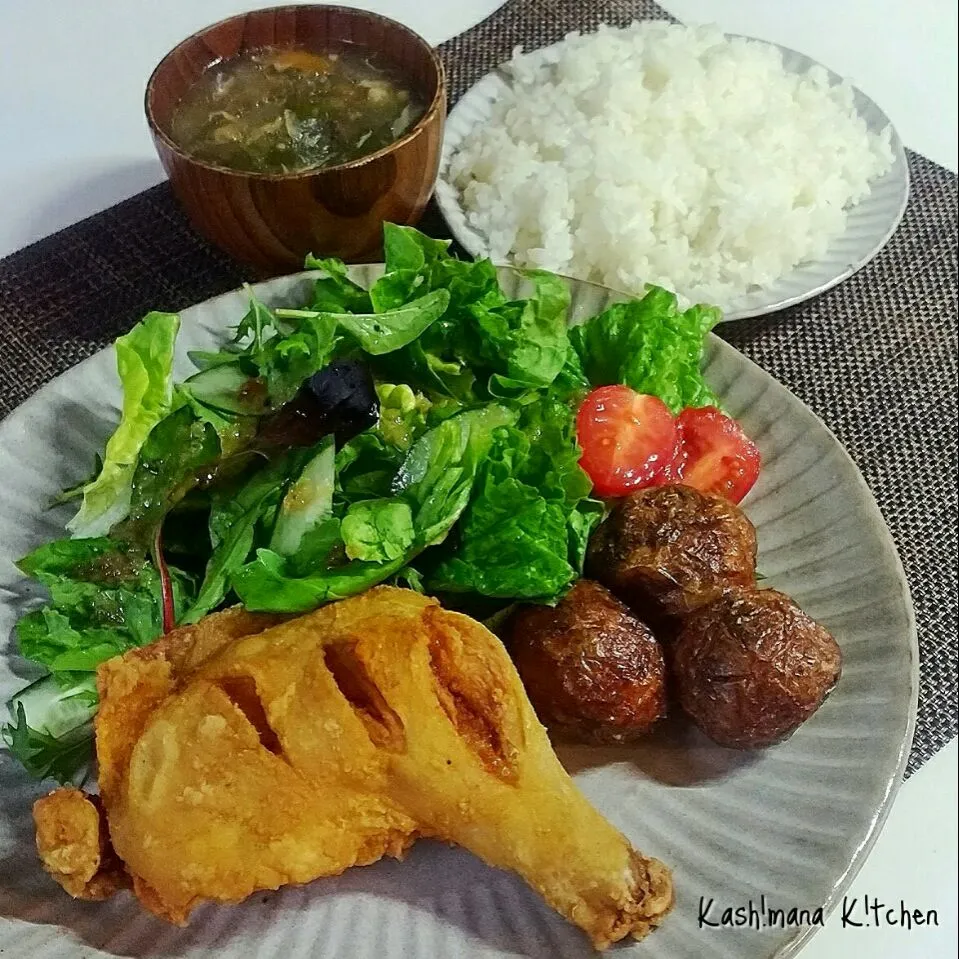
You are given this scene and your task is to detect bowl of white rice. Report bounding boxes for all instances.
[436,22,909,319]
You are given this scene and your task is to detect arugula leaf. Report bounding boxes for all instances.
[569,287,721,412]
[235,285,274,354]
[50,454,103,507]
[187,346,245,371]
[182,504,261,624]
[278,289,451,358]
[67,311,180,538]
[257,311,340,407]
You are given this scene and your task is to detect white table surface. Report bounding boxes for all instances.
[0,1,956,956]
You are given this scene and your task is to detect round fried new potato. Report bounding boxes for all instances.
[586,485,757,622]
[508,580,667,743]
[672,587,842,748]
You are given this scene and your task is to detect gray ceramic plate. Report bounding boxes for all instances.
[0,268,917,958]
[436,35,910,323]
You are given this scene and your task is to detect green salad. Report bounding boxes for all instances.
[2,224,720,784]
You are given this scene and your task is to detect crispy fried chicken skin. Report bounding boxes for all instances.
[33,788,129,900]
[508,580,667,743]
[672,587,842,748]
[32,589,672,950]
[587,485,757,623]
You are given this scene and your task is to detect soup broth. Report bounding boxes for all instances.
[169,44,427,174]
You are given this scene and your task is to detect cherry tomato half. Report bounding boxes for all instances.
[577,386,679,497]
[674,405,761,503]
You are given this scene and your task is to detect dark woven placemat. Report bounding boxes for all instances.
[0,0,955,777]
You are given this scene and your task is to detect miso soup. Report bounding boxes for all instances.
[169,45,427,174]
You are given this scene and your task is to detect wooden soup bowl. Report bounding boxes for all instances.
[146,4,446,274]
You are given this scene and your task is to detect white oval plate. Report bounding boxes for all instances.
[0,268,917,959]
[435,35,910,323]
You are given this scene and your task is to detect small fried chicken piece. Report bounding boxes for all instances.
[81,588,671,950]
[33,788,129,899]
[508,580,667,743]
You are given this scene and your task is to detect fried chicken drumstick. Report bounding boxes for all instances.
[34,588,672,950]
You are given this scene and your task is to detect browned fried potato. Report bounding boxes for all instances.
[587,485,757,623]
[671,587,842,748]
[508,580,667,743]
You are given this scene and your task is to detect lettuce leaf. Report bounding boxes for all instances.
[231,405,516,612]
[341,499,415,562]
[115,405,220,547]
[182,447,317,623]
[15,537,192,672]
[428,395,601,602]
[428,476,576,600]
[305,254,374,313]
[278,289,451,357]
[569,286,721,413]
[67,312,180,538]
[486,270,571,394]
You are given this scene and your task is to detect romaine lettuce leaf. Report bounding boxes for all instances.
[393,404,517,546]
[67,311,180,538]
[486,270,571,394]
[428,394,601,602]
[428,476,575,600]
[569,286,721,413]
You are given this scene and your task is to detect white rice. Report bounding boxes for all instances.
[447,23,894,309]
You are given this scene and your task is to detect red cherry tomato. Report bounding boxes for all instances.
[674,406,761,503]
[577,386,680,497]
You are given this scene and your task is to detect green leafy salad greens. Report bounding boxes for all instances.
[1,224,720,783]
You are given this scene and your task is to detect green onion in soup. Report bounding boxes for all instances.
[169,45,427,174]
